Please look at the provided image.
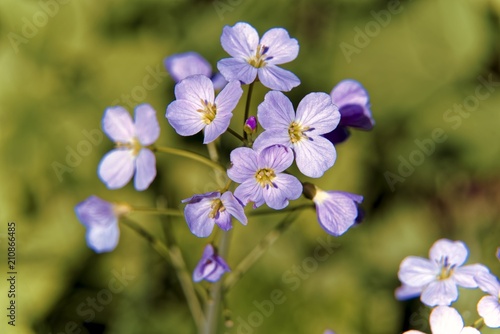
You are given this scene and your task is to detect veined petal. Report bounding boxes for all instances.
[474,271,500,297]
[214,80,243,116]
[134,104,160,145]
[258,65,300,92]
[86,224,120,253]
[429,239,468,267]
[452,264,489,288]
[258,144,294,173]
[228,147,259,183]
[262,173,302,210]
[234,179,264,208]
[315,191,361,236]
[421,279,458,307]
[477,295,500,328]
[211,73,228,91]
[166,100,206,136]
[257,91,295,130]
[214,210,233,231]
[252,129,291,152]
[164,52,212,82]
[217,58,258,84]
[331,79,370,110]
[75,196,116,229]
[174,74,214,105]
[294,136,336,178]
[205,257,230,282]
[260,28,299,65]
[429,306,464,334]
[221,191,247,225]
[398,256,438,287]
[134,149,156,191]
[184,198,216,238]
[203,112,232,144]
[296,92,340,135]
[102,106,135,142]
[220,22,259,59]
[98,150,135,189]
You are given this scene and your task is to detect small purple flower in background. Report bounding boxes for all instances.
[164,51,227,90]
[403,306,480,334]
[303,183,363,236]
[497,247,500,261]
[397,239,489,307]
[253,91,340,178]
[75,196,131,253]
[193,244,230,283]
[324,79,374,144]
[98,104,160,191]
[227,145,302,210]
[475,271,500,328]
[182,191,247,238]
[166,75,243,144]
[323,330,336,334]
[217,22,300,92]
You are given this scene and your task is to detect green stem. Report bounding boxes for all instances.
[130,207,184,217]
[121,217,205,331]
[223,209,302,292]
[242,82,255,141]
[473,317,484,330]
[227,127,246,143]
[150,145,226,174]
[248,203,314,216]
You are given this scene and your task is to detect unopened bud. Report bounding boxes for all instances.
[302,182,318,200]
[244,116,257,135]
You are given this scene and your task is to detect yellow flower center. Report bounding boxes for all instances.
[247,44,270,68]
[437,257,454,280]
[209,199,225,219]
[288,122,311,143]
[116,137,142,156]
[255,168,276,188]
[197,99,217,125]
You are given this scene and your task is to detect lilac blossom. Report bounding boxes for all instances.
[164,51,227,90]
[475,271,500,328]
[193,244,230,283]
[182,191,247,238]
[217,22,300,91]
[166,75,243,144]
[397,239,489,307]
[74,196,130,253]
[98,104,160,191]
[303,183,363,236]
[227,145,302,210]
[324,79,374,144]
[253,91,340,178]
[404,306,480,334]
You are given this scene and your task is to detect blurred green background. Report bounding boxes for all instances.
[1,0,500,333]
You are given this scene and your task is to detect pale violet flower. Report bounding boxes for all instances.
[475,271,500,328]
[98,104,160,191]
[404,306,480,334]
[253,91,340,178]
[193,244,230,283]
[397,239,489,307]
[217,22,300,91]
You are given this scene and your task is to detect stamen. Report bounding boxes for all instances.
[208,199,225,219]
[247,44,270,68]
[197,99,217,124]
[288,122,310,143]
[116,137,142,156]
[255,168,277,188]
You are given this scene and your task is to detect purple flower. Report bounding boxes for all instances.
[166,75,243,144]
[74,196,130,253]
[324,330,336,334]
[193,244,230,283]
[403,306,480,334]
[182,191,247,238]
[98,104,159,191]
[475,271,500,328]
[227,145,302,210]
[217,22,300,92]
[164,51,227,90]
[397,239,489,307]
[244,116,258,134]
[324,79,374,144]
[253,91,340,178]
[303,183,363,236]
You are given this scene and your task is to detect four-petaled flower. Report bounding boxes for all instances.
[397,239,489,307]
[253,91,340,178]
[166,75,243,144]
[193,244,230,283]
[74,196,130,253]
[404,306,480,334]
[324,79,375,144]
[182,191,247,238]
[164,51,227,90]
[217,22,300,92]
[98,104,160,191]
[475,271,500,328]
[227,145,302,210]
[303,183,363,236]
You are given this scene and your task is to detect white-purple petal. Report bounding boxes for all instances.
[86,224,120,254]
[166,100,206,136]
[252,130,291,152]
[174,74,214,105]
[134,104,160,146]
[262,173,302,210]
[98,149,135,189]
[475,271,500,297]
[234,179,264,208]
[429,306,465,334]
[203,112,232,144]
[164,52,212,82]
[314,191,362,236]
[228,147,259,183]
[295,92,340,135]
[214,80,243,115]
[258,144,294,173]
[293,135,336,178]
[257,91,295,130]
[220,191,247,225]
[217,57,258,84]
[220,22,259,59]
[452,263,489,288]
[398,256,438,287]
[134,149,156,191]
[75,196,116,229]
[429,239,469,267]
[193,244,230,282]
[259,28,299,65]
[257,65,300,92]
[213,210,233,231]
[102,106,135,142]
[421,279,458,307]
[211,73,228,90]
[395,284,424,301]
[184,198,216,238]
[477,295,500,328]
